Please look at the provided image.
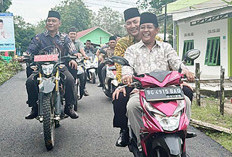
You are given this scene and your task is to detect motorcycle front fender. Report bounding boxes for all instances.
[152,134,182,156]
[89,68,96,73]
[39,79,55,94]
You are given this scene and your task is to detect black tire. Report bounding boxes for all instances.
[55,120,60,128]
[151,148,182,157]
[91,72,96,84]
[73,84,78,111]
[42,93,55,151]
[103,81,112,98]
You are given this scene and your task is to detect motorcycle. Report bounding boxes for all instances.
[74,57,86,111]
[102,58,118,98]
[84,54,98,84]
[111,49,200,157]
[23,47,78,150]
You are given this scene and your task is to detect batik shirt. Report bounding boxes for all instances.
[27,30,77,56]
[114,35,163,83]
[114,35,135,83]
[122,40,187,76]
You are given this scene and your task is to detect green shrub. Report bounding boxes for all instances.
[0,60,22,85]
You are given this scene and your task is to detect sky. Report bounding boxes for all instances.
[8,0,138,25]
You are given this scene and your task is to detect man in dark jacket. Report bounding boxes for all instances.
[25,11,79,119]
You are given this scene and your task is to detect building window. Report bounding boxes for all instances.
[182,40,194,65]
[205,37,220,66]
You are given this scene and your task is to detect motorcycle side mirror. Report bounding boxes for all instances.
[111,56,130,66]
[184,49,200,61]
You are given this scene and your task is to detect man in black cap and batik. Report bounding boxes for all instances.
[112,8,163,148]
[111,7,141,148]
[114,12,195,155]
[25,10,79,119]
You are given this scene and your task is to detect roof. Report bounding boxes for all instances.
[167,0,211,13]
[76,26,112,39]
[166,0,229,21]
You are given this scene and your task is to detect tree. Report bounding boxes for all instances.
[137,0,176,14]
[137,0,177,45]
[52,0,92,33]
[14,16,36,52]
[0,0,12,12]
[91,7,126,37]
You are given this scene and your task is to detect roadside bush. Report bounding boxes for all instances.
[0,60,22,85]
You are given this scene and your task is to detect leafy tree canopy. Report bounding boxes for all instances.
[91,7,126,37]
[137,0,176,14]
[14,16,36,52]
[51,0,92,33]
[0,0,12,12]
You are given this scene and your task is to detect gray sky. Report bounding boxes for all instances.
[9,0,138,25]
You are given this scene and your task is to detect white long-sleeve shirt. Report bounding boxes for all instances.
[122,40,187,76]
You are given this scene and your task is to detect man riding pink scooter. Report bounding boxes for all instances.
[113,12,197,156]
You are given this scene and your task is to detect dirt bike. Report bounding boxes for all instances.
[111,49,200,157]
[102,57,118,98]
[23,47,77,150]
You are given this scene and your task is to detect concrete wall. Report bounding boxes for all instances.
[177,18,229,79]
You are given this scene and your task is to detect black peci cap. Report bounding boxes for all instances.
[124,8,140,22]
[47,10,61,20]
[109,36,116,41]
[140,12,159,28]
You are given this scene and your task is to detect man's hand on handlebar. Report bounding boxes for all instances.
[121,74,133,85]
[69,60,77,69]
[182,69,195,82]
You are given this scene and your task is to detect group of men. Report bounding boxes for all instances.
[24,7,195,156]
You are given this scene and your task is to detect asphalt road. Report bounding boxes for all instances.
[0,69,231,157]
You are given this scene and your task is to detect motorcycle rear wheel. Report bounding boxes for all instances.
[74,84,78,111]
[42,93,55,151]
[90,72,96,84]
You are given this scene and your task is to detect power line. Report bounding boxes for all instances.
[84,0,136,9]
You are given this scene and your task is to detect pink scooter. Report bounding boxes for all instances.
[111,49,200,157]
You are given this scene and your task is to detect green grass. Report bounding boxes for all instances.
[192,98,232,152]
[0,59,22,85]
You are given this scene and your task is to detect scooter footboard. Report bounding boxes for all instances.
[150,133,183,156]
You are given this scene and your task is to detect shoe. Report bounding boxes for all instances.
[186,131,197,138]
[116,128,129,147]
[84,89,89,96]
[97,84,103,87]
[25,107,38,119]
[64,106,79,119]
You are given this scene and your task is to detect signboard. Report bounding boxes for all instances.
[0,13,15,52]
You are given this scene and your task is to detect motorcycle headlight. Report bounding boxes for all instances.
[143,97,182,131]
[41,64,54,75]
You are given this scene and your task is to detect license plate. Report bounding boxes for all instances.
[144,86,184,101]
[34,54,58,62]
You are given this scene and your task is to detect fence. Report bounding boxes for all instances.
[195,63,232,115]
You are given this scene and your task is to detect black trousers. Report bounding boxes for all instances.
[77,70,87,99]
[112,86,133,129]
[26,66,76,107]
[112,85,193,129]
[97,62,105,85]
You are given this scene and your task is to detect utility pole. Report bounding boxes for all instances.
[164,2,167,42]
